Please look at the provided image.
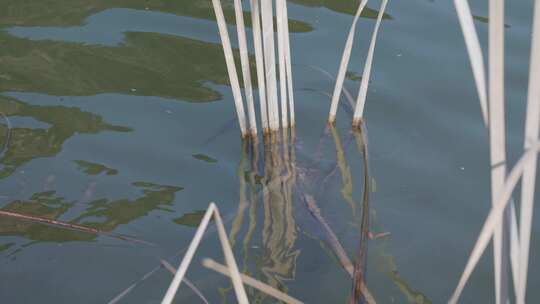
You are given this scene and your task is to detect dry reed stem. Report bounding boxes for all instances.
[488,0,509,302]
[282,2,295,126]
[352,0,389,127]
[261,0,280,131]
[161,203,248,304]
[517,1,540,302]
[453,0,521,297]
[250,0,269,132]
[328,0,369,124]
[211,0,248,137]
[449,142,540,304]
[233,0,258,136]
[202,258,303,304]
[276,0,289,128]
[452,0,489,124]
[160,260,210,304]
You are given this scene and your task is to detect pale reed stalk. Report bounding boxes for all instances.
[202,258,303,304]
[161,203,248,304]
[210,0,248,137]
[276,0,289,128]
[453,0,489,124]
[250,0,269,132]
[488,0,509,302]
[282,0,296,126]
[328,0,369,124]
[233,0,258,136]
[449,142,540,304]
[352,0,389,127]
[517,1,540,302]
[261,0,280,131]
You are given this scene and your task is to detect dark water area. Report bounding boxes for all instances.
[0,0,539,303]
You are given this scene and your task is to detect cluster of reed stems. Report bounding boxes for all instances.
[211,0,295,137]
[328,0,389,128]
[450,0,540,303]
[159,123,378,303]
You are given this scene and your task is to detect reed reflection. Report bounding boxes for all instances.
[220,124,379,302]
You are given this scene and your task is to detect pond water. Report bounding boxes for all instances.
[0,0,539,303]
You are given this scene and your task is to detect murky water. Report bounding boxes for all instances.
[1,0,539,303]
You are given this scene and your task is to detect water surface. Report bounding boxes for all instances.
[1,0,539,303]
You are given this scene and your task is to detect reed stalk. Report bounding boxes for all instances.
[276,0,289,128]
[352,0,389,128]
[250,0,270,132]
[160,260,210,304]
[449,142,540,304]
[261,0,280,131]
[328,0,369,124]
[517,2,540,302]
[453,0,489,124]
[282,2,296,126]
[211,0,248,137]
[488,0,509,302]
[233,0,258,136]
[202,258,303,304]
[161,203,248,304]
[452,0,521,298]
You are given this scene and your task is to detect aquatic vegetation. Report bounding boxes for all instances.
[328,0,389,126]
[0,0,312,32]
[0,95,130,179]
[0,32,252,102]
[75,160,118,176]
[451,0,540,302]
[211,0,295,136]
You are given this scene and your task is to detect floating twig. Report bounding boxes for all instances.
[160,259,210,304]
[161,203,248,304]
[0,210,154,246]
[202,258,303,304]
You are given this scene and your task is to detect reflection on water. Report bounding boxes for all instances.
[214,127,394,302]
[291,0,392,19]
[223,132,299,302]
[0,95,130,179]
[0,0,312,32]
[0,181,182,250]
[0,32,250,101]
[75,160,119,176]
